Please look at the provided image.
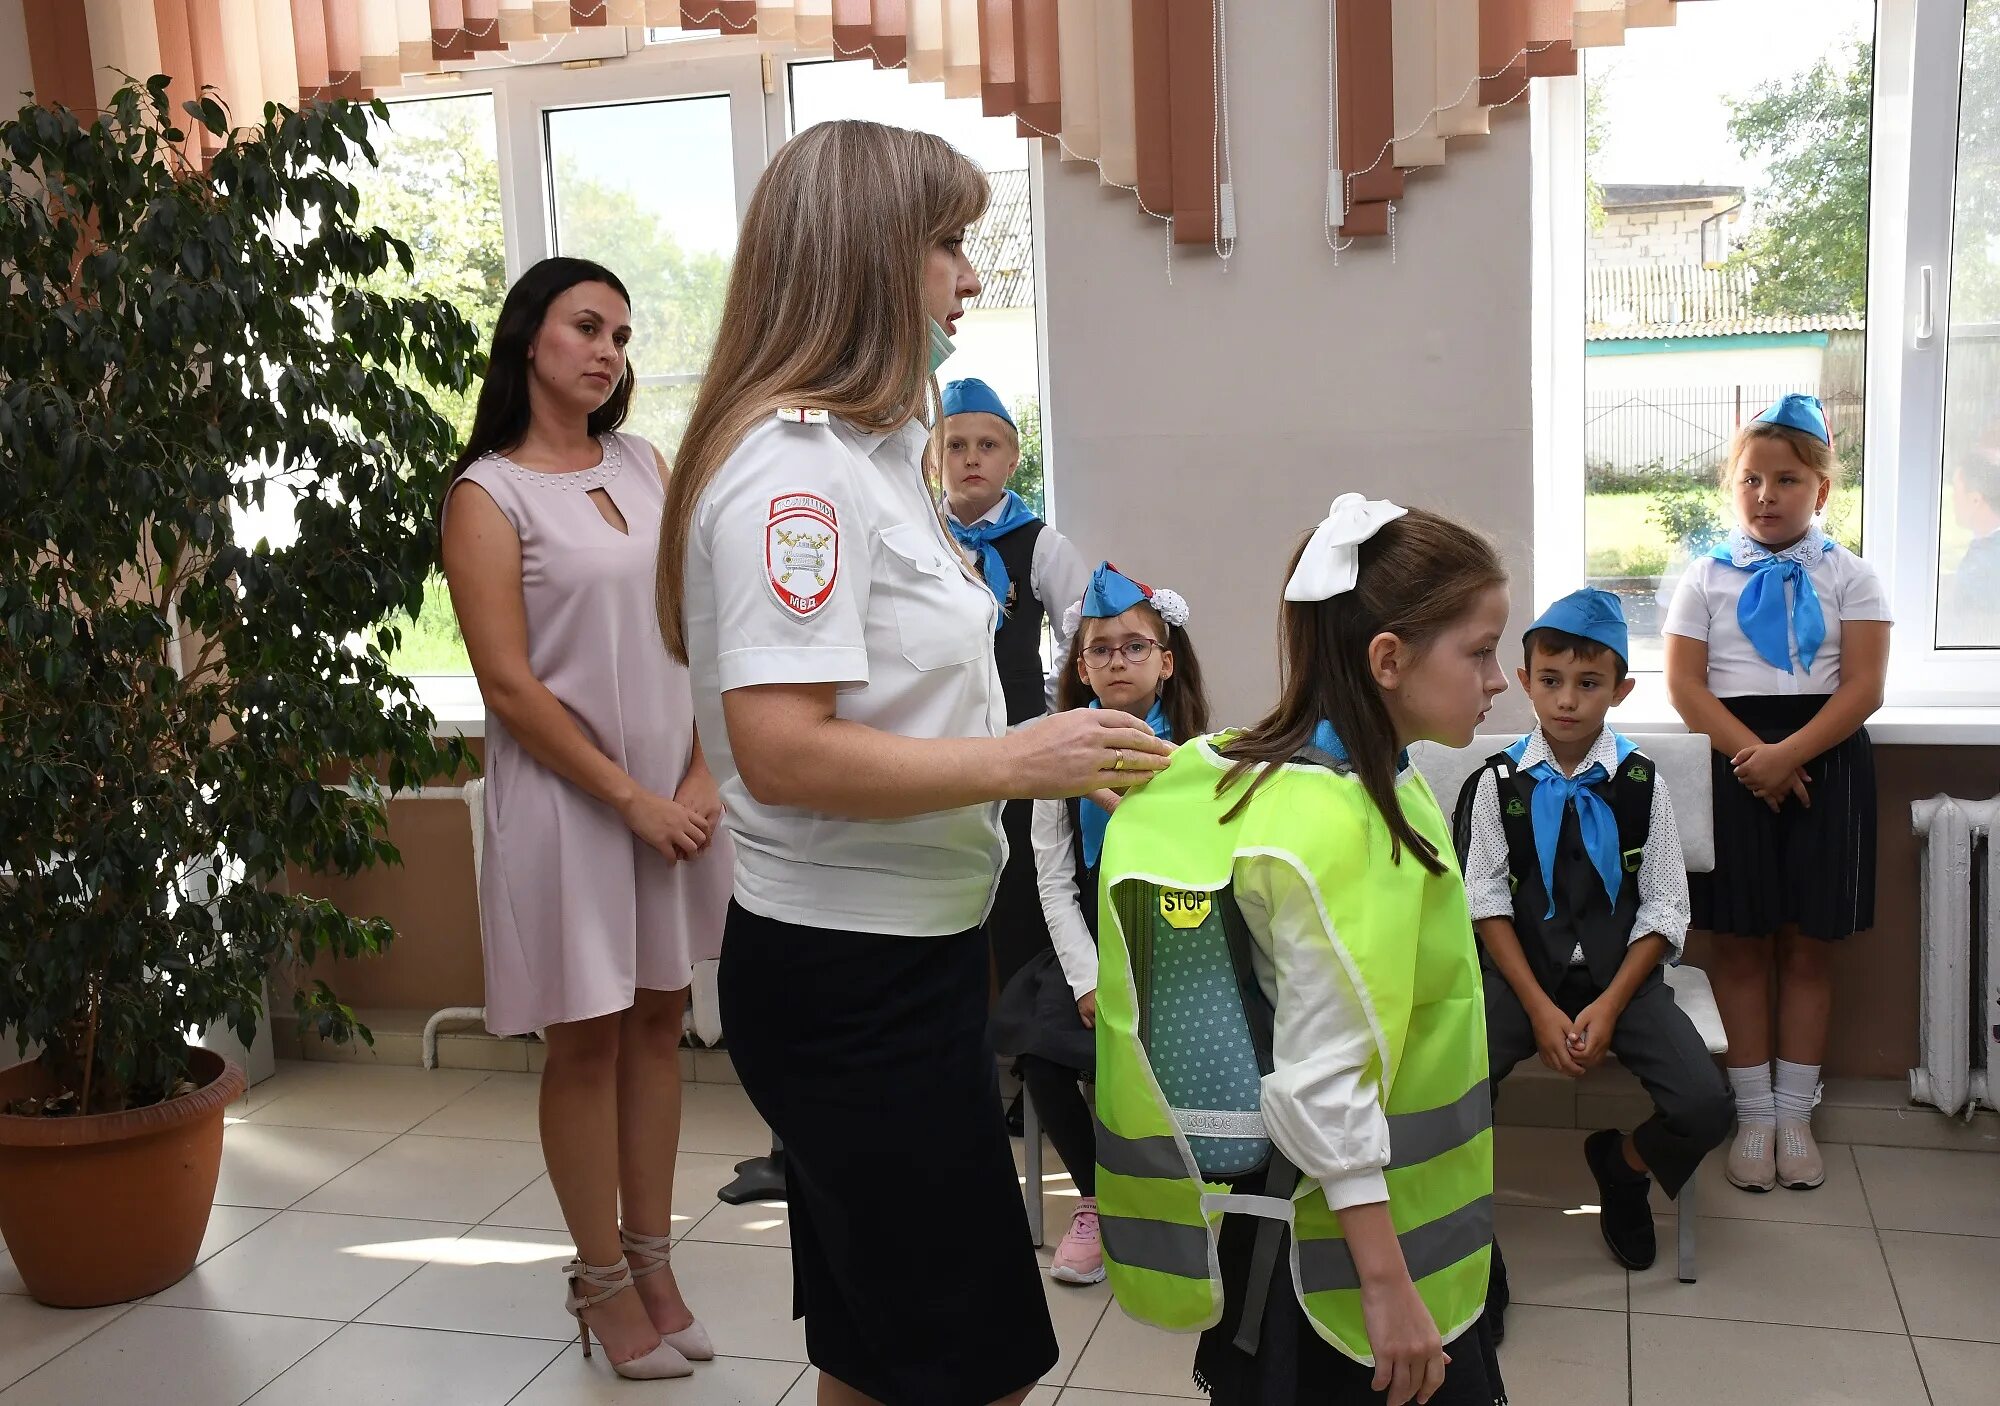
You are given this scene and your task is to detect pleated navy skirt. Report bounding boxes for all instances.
[1693,694,1877,941]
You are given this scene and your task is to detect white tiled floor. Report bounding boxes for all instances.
[1,1060,1996,1404]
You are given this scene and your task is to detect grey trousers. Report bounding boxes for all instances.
[1485,965,1733,1197]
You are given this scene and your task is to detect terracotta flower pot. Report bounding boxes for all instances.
[0,1046,245,1307]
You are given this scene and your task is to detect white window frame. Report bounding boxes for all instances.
[375,35,1047,730]
[1534,0,2000,714]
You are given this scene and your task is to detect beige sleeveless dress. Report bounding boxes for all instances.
[451,431,731,1035]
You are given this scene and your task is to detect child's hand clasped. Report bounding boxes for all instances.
[1731,741,1811,812]
[1530,1000,1585,1078]
[1570,997,1622,1070]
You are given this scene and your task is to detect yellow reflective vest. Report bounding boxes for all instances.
[1094,735,1493,1365]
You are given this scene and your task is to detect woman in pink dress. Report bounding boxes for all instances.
[441,257,732,1380]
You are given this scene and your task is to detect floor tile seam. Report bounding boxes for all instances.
[1624,1310,1922,1338]
[334,1220,483,1332]
[1050,1295,1116,1389]
[0,1301,139,1396]
[217,1201,484,1230]
[238,1324,565,1406]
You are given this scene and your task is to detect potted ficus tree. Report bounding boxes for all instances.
[0,79,477,1307]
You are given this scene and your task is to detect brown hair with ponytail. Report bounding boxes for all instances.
[1215,509,1506,874]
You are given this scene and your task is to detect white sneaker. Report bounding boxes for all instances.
[1726,1123,1776,1192]
[1776,1121,1826,1190]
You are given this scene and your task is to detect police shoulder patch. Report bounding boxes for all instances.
[766,492,840,619]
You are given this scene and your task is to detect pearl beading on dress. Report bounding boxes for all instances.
[489,433,626,489]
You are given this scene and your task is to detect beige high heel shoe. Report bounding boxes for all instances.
[563,1257,693,1379]
[620,1225,715,1362]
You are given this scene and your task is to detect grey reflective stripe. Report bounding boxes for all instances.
[1384,1086,1492,1170]
[1093,1116,1188,1180]
[1296,1195,1494,1294]
[1174,1107,1268,1139]
[1100,1215,1212,1280]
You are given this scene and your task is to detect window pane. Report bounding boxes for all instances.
[547,97,736,385]
[1583,4,1874,672]
[623,384,702,467]
[787,60,1046,514]
[1936,1,2000,648]
[337,93,505,679]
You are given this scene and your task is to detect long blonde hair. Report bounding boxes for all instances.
[655,120,989,661]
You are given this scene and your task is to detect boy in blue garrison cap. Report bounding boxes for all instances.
[1449,589,1732,1337]
[937,378,1093,1051]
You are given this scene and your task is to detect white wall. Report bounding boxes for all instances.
[1035,6,1537,731]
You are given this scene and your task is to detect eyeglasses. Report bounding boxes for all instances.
[1082,638,1163,668]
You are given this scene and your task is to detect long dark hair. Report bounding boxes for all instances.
[1217,509,1506,874]
[1057,603,1211,744]
[444,257,637,500]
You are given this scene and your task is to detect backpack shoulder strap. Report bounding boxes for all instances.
[1609,748,1656,878]
[1455,752,1534,894]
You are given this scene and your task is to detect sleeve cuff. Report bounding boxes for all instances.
[717,645,871,692]
[1633,913,1688,958]
[1318,1166,1391,1212]
[1466,887,1516,922]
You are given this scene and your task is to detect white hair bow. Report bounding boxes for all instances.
[1282,494,1408,602]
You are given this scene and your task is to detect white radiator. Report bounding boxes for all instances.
[1910,796,2000,1117]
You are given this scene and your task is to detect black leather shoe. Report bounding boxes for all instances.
[1484,1238,1510,1344]
[1005,1088,1025,1138]
[1585,1128,1657,1270]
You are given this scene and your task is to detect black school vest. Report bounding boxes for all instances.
[991,517,1049,725]
[1452,750,1655,997]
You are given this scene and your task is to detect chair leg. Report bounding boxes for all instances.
[1023,1087,1045,1248]
[1677,1161,1698,1283]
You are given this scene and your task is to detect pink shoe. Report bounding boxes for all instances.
[1051,1197,1106,1285]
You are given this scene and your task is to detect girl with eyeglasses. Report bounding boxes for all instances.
[990,562,1210,1287]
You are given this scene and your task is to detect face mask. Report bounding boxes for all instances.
[927,317,956,375]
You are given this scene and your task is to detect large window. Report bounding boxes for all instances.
[1541,0,2000,703]
[546,95,736,461]
[1935,1,2000,647]
[349,43,1050,717]
[1576,2,1874,673]
[286,92,504,682]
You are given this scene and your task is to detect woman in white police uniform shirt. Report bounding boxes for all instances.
[654,120,1171,1406]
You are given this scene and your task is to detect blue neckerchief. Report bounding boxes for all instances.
[1307,720,1410,773]
[1708,528,1829,674]
[1080,697,1173,869]
[1505,730,1638,919]
[948,490,1039,630]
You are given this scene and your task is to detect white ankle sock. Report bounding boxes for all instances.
[1774,1059,1822,1125]
[1728,1064,1775,1127]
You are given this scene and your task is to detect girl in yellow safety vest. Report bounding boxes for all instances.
[1114,500,1514,1406]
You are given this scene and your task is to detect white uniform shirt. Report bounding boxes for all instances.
[947,499,1093,712]
[1460,726,1691,962]
[1663,529,1892,696]
[1236,850,1391,1212]
[1031,797,1098,998]
[683,413,1008,937]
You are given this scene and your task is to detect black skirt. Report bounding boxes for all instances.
[717,900,1059,1404]
[991,945,1096,1072]
[1193,1206,1506,1405]
[1693,694,1877,940]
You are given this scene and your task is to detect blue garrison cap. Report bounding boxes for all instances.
[1080,562,1153,619]
[1755,393,1831,446]
[1526,587,1629,665]
[940,377,1015,429]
